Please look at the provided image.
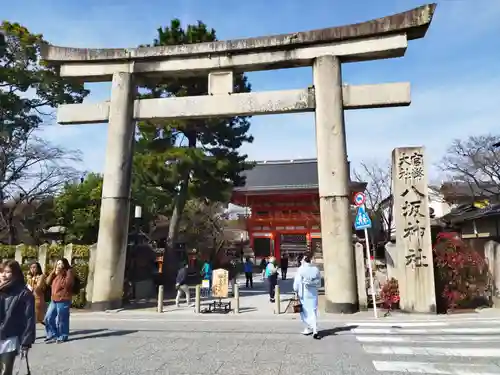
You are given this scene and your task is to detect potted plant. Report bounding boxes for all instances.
[380,277,400,317]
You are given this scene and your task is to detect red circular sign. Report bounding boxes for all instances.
[353,192,366,207]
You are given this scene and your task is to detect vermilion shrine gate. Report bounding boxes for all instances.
[231,159,367,263]
[41,4,436,313]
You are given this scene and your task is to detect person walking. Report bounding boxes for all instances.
[201,259,213,295]
[280,253,289,280]
[26,262,47,326]
[243,257,253,288]
[175,263,191,307]
[44,258,75,344]
[0,260,36,374]
[265,257,279,303]
[293,253,321,339]
[259,257,267,280]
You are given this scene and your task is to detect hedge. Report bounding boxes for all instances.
[0,244,91,308]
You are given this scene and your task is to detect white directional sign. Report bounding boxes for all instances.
[354,206,372,230]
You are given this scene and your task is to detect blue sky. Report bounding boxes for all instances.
[4,0,500,180]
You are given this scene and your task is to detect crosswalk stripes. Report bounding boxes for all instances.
[348,320,500,375]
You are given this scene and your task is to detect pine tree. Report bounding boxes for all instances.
[133,19,253,276]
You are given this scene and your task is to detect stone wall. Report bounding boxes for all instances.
[0,243,95,308]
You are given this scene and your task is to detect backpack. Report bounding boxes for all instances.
[72,275,81,295]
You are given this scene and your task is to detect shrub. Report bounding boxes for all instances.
[433,232,491,312]
[380,277,400,316]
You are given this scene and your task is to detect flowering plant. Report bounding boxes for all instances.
[433,232,490,312]
[380,277,399,316]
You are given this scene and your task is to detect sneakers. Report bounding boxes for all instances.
[313,332,321,340]
[302,328,312,335]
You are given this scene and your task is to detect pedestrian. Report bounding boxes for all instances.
[265,256,279,303]
[44,258,74,344]
[175,263,191,307]
[259,257,267,280]
[26,261,47,325]
[280,253,289,280]
[293,253,321,339]
[201,259,213,296]
[243,257,253,288]
[0,260,36,374]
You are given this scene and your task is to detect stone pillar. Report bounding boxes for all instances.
[91,72,135,311]
[354,242,368,311]
[15,245,23,264]
[38,244,48,273]
[85,244,97,306]
[392,147,436,313]
[384,241,400,281]
[313,55,357,313]
[64,243,73,265]
[484,240,500,307]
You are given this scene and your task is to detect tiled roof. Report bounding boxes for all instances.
[234,159,366,192]
[441,203,500,224]
[440,182,500,200]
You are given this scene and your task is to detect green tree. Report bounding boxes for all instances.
[54,173,103,244]
[0,22,88,244]
[133,19,254,269]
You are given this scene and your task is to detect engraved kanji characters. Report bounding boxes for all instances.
[405,248,428,268]
[398,151,424,183]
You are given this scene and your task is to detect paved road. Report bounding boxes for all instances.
[26,313,500,374]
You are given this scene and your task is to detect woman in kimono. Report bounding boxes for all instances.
[293,253,321,339]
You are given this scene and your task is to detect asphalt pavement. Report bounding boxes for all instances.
[27,312,500,375]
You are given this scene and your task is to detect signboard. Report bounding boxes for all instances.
[353,192,366,207]
[354,206,372,230]
[211,268,229,298]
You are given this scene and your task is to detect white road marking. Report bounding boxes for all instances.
[364,346,500,357]
[353,327,500,334]
[357,335,500,343]
[373,361,500,374]
[346,322,448,327]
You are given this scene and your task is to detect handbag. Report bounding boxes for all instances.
[292,283,304,313]
[15,350,31,375]
[292,297,302,313]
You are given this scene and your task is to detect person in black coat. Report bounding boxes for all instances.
[0,260,36,375]
[280,254,289,280]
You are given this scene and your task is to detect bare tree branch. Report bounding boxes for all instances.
[0,134,82,244]
[439,134,500,201]
[353,160,393,243]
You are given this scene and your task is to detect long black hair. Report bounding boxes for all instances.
[2,260,24,283]
[30,262,43,276]
[59,258,71,270]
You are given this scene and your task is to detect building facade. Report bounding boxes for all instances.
[231,159,366,263]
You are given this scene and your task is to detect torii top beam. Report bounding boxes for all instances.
[40,4,436,64]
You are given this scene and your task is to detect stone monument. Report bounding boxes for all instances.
[392,147,436,313]
[41,4,436,312]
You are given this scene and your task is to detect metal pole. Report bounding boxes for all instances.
[195,284,201,314]
[364,228,377,319]
[157,285,164,313]
[234,284,240,314]
[274,285,281,314]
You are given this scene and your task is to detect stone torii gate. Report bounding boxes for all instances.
[41,4,436,312]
